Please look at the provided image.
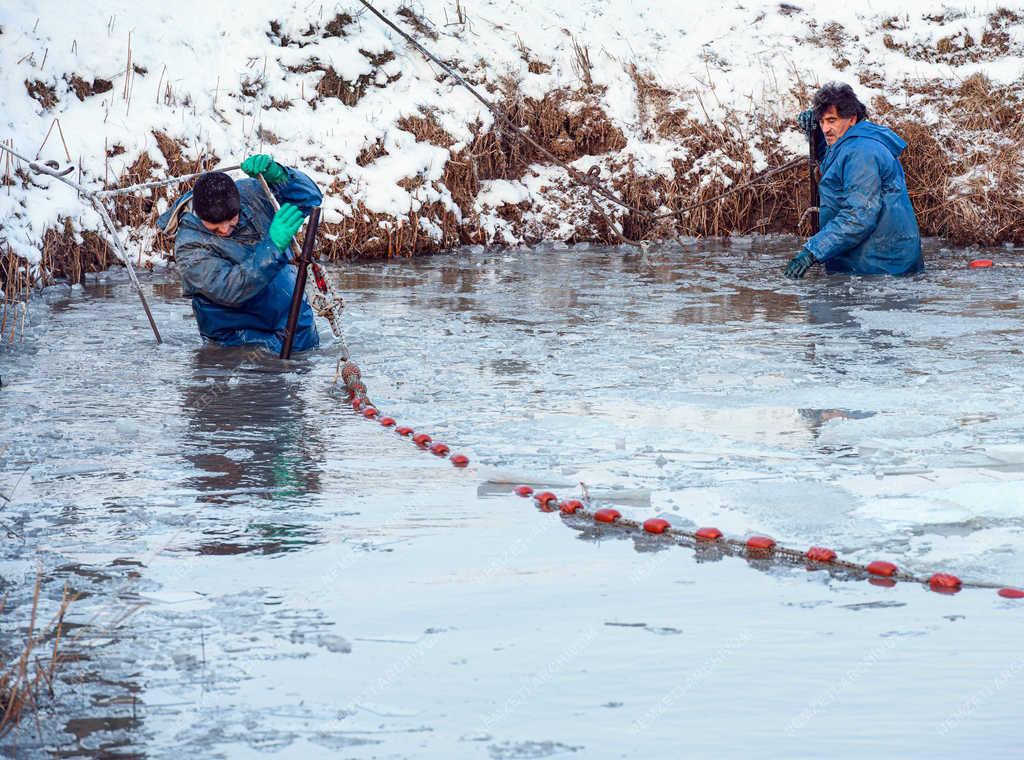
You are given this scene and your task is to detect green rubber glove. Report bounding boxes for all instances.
[269,203,304,251]
[241,154,288,184]
[784,249,816,279]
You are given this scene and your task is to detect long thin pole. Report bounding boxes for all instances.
[90,197,162,343]
[257,176,348,357]
[94,164,240,198]
[280,206,320,359]
[0,142,162,344]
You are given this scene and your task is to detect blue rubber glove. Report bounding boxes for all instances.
[241,154,288,184]
[784,249,816,279]
[797,109,816,136]
[268,203,304,251]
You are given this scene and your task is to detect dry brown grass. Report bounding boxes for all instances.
[1,247,33,344]
[396,7,439,40]
[315,67,376,107]
[20,72,1023,270]
[880,9,1024,64]
[0,127,222,297]
[882,72,1024,244]
[433,83,628,188]
[40,220,111,284]
[9,20,1024,283]
[64,74,113,101]
[318,197,462,259]
[23,80,57,110]
[360,90,629,253]
[0,573,74,739]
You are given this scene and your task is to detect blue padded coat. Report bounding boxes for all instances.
[805,121,923,276]
[157,167,323,353]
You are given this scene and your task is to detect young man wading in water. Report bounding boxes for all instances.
[157,154,323,353]
[785,82,924,279]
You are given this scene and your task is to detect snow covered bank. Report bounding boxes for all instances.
[2,0,1023,279]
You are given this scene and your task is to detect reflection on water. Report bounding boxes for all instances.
[804,285,922,328]
[182,347,323,500]
[192,523,320,556]
[674,283,803,325]
[798,408,876,440]
[179,347,325,555]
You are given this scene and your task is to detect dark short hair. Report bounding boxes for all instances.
[812,82,868,122]
[192,172,240,223]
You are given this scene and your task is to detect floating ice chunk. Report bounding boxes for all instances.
[316,634,353,654]
[223,448,255,461]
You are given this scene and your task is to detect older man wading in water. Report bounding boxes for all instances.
[785,82,924,279]
[157,154,323,353]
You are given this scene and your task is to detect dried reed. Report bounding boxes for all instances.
[0,571,74,739]
[9,19,1024,279]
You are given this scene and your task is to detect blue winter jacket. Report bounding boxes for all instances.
[157,167,323,353]
[804,121,923,276]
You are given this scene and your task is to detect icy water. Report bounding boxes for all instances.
[1,237,1023,758]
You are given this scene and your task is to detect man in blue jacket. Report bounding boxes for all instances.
[157,154,323,352]
[785,83,923,279]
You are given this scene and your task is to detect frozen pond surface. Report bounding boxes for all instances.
[1,237,1023,757]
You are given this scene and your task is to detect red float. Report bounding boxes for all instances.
[746,536,776,551]
[395,426,414,436]
[969,259,994,269]
[379,417,396,427]
[352,399,364,411]
[643,518,670,534]
[806,546,837,563]
[534,491,558,508]
[362,407,378,418]
[430,442,450,456]
[998,588,1024,599]
[515,485,534,497]
[867,561,898,577]
[929,573,962,593]
[450,454,470,468]
[412,433,432,446]
[594,508,621,523]
[559,499,583,514]
[695,527,723,541]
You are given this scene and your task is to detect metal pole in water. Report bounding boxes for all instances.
[280,206,320,360]
[258,175,348,356]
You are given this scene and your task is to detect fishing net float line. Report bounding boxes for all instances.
[335,377,1024,599]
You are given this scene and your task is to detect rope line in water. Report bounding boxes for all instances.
[332,361,1023,600]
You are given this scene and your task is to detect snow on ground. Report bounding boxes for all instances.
[2,0,1023,265]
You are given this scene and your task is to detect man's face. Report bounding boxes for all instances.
[200,215,240,237]
[819,106,858,145]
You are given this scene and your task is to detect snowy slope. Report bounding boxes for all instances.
[1,0,1022,267]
